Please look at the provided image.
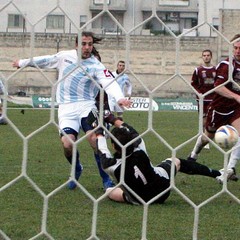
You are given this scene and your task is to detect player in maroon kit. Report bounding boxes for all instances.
[188,34,240,183]
[191,49,216,149]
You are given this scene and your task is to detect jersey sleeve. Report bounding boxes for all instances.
[215,61,229,86]
[97,68,124,102]
[191,68,200,91]
[97,136,117,170]
[18,54,60,69]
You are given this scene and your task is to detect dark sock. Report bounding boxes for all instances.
[66,151,82,172]
[179,158,220,178]
[94,153,111,181]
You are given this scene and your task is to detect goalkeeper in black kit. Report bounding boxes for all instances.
[88,111,222,205]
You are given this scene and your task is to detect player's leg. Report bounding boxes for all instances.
[179,158,221,178]
[93,152,115,189]
[60,130,83,190]
[215,113,240,183]
[203,116,210,149]
[217,116,240,183]
[82,117,115,190]
[106,187,125,202]
[188,130,214,161]
[203,101,211,149]
[188,108,222,161]
[58,103,83,189]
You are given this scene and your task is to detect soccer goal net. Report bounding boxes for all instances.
[0,0,240,239]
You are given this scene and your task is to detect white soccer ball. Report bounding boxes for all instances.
[214,125,239,149]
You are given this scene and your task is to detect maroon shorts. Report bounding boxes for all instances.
[206,108,240,133]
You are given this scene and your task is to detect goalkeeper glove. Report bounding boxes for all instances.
[104,110,116,125]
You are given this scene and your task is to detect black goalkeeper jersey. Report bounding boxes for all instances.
[113,150,171,204]
[97,125,171,204]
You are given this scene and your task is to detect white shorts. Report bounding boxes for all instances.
[58,100,96,133]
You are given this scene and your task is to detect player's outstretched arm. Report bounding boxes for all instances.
[12,60,20,68]
[117,98,132,109]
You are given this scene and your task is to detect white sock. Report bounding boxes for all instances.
[190,135,208,159]
[227,137,240,169]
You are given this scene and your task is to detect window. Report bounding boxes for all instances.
[94,0,110,4]
[8,14,25,28]
[159,0,189,6]
[80,15,87,27]
[212,17,219,30]
[46,15,64,29]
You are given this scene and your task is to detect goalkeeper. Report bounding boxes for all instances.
[89,112,223,204]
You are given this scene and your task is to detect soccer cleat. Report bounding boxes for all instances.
[228,168,239,182]
[68,166,83,190]
[0,117,7,125]
[103,178,115,191]
[216,168,234,184]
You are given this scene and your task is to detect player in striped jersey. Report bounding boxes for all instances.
[108,60,132,118]
[12,31,131,190]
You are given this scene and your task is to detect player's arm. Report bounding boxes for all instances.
[214,61,240,103]
[98,69,132,109]
[191,68,200,91]
[12,54,59,69]
[215,85,240,103]
[96,133,117,170]
[125,77,132,98]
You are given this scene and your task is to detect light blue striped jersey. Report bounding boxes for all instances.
[0,79,5,95]
[19,50,124,104]
[112,71,132,97]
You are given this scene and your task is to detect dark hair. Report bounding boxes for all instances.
[231,34,240,42]
[92,46,101,61]
[202,49,212,57]
[75,31,102,45]
[117,60,125,65]
[111,127,135,155]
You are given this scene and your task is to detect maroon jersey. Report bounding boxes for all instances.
[210,58,240,112]
[191,65,216,101]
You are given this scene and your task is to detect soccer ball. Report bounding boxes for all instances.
[214,125,239,149]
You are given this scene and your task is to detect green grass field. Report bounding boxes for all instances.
[0,109,240,240]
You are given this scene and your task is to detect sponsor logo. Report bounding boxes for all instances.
[129,97,159,111]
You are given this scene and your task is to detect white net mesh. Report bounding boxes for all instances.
[0,0,240,239]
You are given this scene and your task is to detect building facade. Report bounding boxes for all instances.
[0,0,240,36]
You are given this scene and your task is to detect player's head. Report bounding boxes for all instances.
[116,60,125,74]
[231,34,240,61]
[201,49,212,65]
[111,126,134,155]
[75,32,102,59]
